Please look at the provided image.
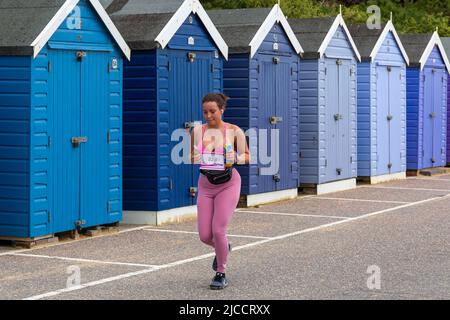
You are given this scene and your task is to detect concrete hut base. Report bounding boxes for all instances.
[358,172,407,185]
[300,178,357,195]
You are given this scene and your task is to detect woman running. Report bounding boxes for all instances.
[191,93,250,290]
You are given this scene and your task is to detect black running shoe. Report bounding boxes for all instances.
[210,272,228,290]
[212,243,232,271]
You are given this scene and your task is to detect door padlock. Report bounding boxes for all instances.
[387,115,393,121]
[71,136,88,147]
[76,51,86,61]
[429,112,436,119]
[273,174,281,182]
[387,163,393,169]
[336,168,342,175]
[334,114,342,121]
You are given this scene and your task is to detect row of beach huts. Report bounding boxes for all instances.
[0,0,449,243]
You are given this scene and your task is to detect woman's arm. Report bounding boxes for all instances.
[234,126,250,165]
[190,125,201,164]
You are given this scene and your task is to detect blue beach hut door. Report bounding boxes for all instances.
[168,50,213,207]
[376,65,402,174]
[423,67,444,168]
[48,50,110,233]
[325,58,352,182]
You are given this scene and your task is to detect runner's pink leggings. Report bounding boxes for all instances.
[197,168,241,273]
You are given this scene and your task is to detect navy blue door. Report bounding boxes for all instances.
[275,56,294,191]
[257,54,277,192]
[432,68,444,167]
[168,50,213,207]
[423,68,433,168]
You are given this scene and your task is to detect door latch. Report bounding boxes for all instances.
[188,52,196,63]
[429,112,436,119]
[387,115,393,121]
[273,57,280,64]
[76,51,86,61]
[336,168,342,175]
[273,174,281,182]
[75,220,86,228]
[431,158,436,164]
[334,114,343,121]
[270,116,283,124]
[190,187,198,198]
[71,136,88,147]
[388,163,393,169]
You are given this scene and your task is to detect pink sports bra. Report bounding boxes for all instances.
[197,123,231,171]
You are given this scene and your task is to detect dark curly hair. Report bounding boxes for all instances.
[202,93,229,111]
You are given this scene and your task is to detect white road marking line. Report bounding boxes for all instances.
[361,186,450,192]
[142,228,270,240]
[409,177,450,182]
[7,253,157,268]
[239,210,351,220]
[23,193,450,300]
[24,193,450,300]
[310,196,409,204]
[0,226,151,256]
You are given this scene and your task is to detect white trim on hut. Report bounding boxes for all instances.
[31,0,131,60]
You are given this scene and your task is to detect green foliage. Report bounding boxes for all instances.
[201,0,450,36]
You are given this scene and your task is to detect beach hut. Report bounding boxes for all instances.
[207,5,303,207]
[349,20,409,184]
[0,0,130,242]
[400,32,449,174]
[289,14,361,194]
[442,37,450,167]
[104,0,228,224]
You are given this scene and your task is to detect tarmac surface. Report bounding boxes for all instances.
[1,174,450,300]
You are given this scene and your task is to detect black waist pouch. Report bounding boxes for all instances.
[200,168,233,185]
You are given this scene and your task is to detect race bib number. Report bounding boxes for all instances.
[202,153,224,166]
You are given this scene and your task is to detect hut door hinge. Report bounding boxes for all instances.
[168,61,172,72]
[350,156,353,164]
[48,136,51,148]
[350,68,354,76]
[291,67,294,76]
[257,64,260,73]
[48,62,51,73]
[48,211,51,223]
[325,159,328,167]
[107,130,111,143]
[169,179,173,190]
[211,63,215,73]
[107,201,111,212]
[108,63,110,73]
[324,67,327,75]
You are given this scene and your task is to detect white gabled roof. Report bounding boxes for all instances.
[31,0,131,60]
[420,31,450,72]
[155,0,228,59]
[370,20,409,65]
[318,14,361,62]
[249,4,303,58]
